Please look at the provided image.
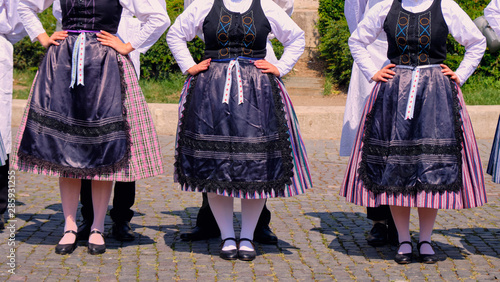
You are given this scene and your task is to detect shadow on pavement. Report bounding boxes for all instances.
[14,203,155,249]
[305,211,500,262]
[159,209,295,256]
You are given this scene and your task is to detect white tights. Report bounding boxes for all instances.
[59,178,112,245]
[207,193,266,251]
[390,206,438,255]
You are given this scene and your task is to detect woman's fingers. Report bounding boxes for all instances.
[440,64,460,83]
[187,59,212,76]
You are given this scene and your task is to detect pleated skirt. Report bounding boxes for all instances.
[487,115,500,183]
[340,66,487,209]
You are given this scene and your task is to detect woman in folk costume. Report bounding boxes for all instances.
[485,0,500,183]
[15,0,170,255]
[167,0,312,261]
[0,0,26,229]
[178,0,295,245]
[341,0,487,264]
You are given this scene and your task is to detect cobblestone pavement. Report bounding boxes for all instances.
[1,133,499,281]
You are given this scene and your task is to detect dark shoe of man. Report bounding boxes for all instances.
[76,220,91,241]
[387,220,399,246]
[367,222,388,246]
[0,217,5,230]
[112,221,135,241]
[253,226,278,245]
[180,226,221,241]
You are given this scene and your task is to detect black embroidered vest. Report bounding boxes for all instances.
[203,0,272,59]
[384,0,448,66]
[61,0,123,33]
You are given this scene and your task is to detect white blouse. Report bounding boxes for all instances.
[485,0,500,36]
[0,0,26,42]
[167,0,305,77]
[349,0,486,85]
[18,0,171,53]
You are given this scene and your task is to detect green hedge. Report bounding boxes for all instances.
[318,0,500,88]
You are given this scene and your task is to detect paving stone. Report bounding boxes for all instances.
[2,135,499,281]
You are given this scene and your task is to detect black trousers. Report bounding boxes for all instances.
[367,205,395,225]
[0,155,9,216]
[80,180,135,223]
[195,193,271,231]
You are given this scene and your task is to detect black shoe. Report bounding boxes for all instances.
[77,220,91,241]
[219,237,238,260]
[253,226,278,245]
[55,230,78,255]
[180,226,221,241]
[0,217,5,230]
[238,238,257,261]
[417,241,439,264]
[394,241,413,264]
[88,230,106,255]
[112,221,135,241]
[367,223,388,247]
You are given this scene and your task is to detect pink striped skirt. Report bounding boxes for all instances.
[340,82,487,209]
[11,55,164,181]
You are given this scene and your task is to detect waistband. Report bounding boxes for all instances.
[64,30,100,33]
[396,64,441,70]
[212,56,260,63]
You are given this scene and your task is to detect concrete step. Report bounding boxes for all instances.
[11,100,500,140]
[283,76,324,96]
[284,77,324,88]
[286,87,323,96]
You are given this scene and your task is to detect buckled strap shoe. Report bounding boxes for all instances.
[417,241,439,264]
[394,241,413,264]
[238,238,256,261]
[55,230,78,255]
[88,230,106,255]
[219,237,238,260]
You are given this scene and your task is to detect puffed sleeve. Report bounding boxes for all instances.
[345,0,369,33]
[184,0,195,10]
[442,0,486,85]
[348,0,391,81]
[119,0,171,53]
[262,0,305,77]
[2,0,28,44]
[485,0,500,36]
[18,0,54,41]
[52,0,62,23]
[167,0,213,74]
[272,0,294,16]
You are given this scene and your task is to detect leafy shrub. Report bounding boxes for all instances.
[317,0,352,87]
[140,0,205,80]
